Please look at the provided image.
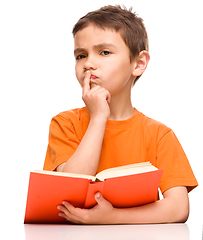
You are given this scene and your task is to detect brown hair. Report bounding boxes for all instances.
[72,5,149,84]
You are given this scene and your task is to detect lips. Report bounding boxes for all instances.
[90,74,98,80]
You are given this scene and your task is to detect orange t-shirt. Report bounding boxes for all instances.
[43,107,198,193]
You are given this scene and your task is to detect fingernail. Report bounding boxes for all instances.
[95,192,101,199]
[57,206,61,210]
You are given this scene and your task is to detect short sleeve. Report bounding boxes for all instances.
[43,114,82,171]
[156,130,198,193]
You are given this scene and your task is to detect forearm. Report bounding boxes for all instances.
[113,200,176,224]
[57,71,111,176]
[58,117,107,175]
[112,187,189,224]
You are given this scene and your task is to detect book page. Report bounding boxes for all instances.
[34,170,96,181]
[95,162,158,181]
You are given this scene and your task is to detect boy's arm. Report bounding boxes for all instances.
[113,186,189,224]
[57,71,111,176]
[57,186,189,224]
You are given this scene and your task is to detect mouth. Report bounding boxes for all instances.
[90,74,98,80]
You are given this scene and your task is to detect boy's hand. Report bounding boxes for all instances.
[57,192,116,224]
[82,71,111,121]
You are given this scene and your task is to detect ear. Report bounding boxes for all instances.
[132,51,150,77]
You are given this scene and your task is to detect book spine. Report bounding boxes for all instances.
[84,181,104,208]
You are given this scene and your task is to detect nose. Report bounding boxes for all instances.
[83,56,97,71]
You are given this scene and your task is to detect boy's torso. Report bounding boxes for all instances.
[58,107,171,173]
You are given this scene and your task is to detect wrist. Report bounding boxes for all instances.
[90,115,108,125]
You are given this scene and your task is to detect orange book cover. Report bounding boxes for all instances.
[24,168,163,224]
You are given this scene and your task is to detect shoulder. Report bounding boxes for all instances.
[136,110,172,142]
[52,107,90,124]
[49,107,90,138]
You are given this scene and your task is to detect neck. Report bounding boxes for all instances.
[108,93,134,121]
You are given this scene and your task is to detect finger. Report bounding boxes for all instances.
[105,91,111,104]
[95,88,111,104]
[57,204,71,216]
[58,212,82,224]
[88,87,110,99]
[62,201,76,214]
[62,201,86,220]
[57,203,82,224]
[82,71,91,95]
[58,212,70,220]
[58,201,77,217]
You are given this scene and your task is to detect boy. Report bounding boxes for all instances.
[43,5,198,224]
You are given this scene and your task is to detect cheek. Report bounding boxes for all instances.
[102,65,133,95]
[105,64,131,85]
[75,65,83,86]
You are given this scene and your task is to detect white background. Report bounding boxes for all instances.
[0,0,202,238]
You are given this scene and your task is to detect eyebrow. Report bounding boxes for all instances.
[74,43,117,56]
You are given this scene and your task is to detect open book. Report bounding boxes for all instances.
[24,162,163,224]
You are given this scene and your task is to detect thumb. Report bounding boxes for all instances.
[95,192,105,204]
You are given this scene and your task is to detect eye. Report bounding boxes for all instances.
[76,54,86,60]
[100,51,111,56]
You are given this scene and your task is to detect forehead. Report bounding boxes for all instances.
[74,25,126,50]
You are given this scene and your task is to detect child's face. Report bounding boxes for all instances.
[74,25,137,96]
